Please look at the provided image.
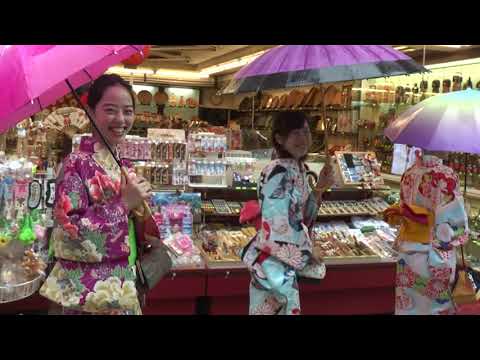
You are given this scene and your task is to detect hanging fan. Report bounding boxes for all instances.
[43,107,89,137]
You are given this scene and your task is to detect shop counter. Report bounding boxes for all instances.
[203,260,396,315]
[204,264,250,315]
[143,266,207,315]
[299,260,396,315]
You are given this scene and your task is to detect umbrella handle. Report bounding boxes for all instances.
[120,167,153,219]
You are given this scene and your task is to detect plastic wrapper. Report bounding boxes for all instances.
[198,225,255,263]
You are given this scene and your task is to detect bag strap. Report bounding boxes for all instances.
[460,245,467,270]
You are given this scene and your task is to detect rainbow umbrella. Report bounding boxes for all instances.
[385,89,480,154]
[385,88,480,193]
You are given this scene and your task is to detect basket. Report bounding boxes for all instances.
[0,274,44,304]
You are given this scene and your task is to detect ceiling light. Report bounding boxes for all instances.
[200,50,267,76]
[107,66,155,76]
[426,57,480,69]
[437,45,471,48]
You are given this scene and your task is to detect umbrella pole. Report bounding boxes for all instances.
[323,102,330,164]
[464,152,468,195]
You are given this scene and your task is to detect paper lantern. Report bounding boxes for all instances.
[122,46,151,66]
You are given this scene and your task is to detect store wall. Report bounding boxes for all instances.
[164,87,199,121]
[200,87,236,109]
[132,85,200,121]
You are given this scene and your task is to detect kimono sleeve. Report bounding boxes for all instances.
[434,171,469,248]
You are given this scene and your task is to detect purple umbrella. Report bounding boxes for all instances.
[223,45,426,94]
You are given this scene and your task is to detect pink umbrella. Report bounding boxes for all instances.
[0,45,144,134]
[0,44,162,253]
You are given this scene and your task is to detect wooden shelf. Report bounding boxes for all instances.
[238,106,358,113]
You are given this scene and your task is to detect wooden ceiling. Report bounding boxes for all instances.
[139,45,480,75]
[143,45,275,71]
[394,45,480,65]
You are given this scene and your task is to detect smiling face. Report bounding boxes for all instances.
[91,84,135,148]
[275,120,312,160]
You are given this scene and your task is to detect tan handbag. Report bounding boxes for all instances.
[452,246,477,306]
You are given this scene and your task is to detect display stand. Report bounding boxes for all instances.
[200,186,397,315]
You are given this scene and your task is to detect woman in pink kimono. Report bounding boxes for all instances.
[386,153,469,315]
[40,74,153,315]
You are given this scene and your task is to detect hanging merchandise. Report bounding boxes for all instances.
[151,192,203,268]
[412,83,419,104]
[452,73,463,92]
[464,77,473,90]
[121,45,151,67]
[442,79,451,93]
[0,159,48,304]
[420,80,428,92]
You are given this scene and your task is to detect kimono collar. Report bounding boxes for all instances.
[80,136,121,179]
[79,136,119,158]
[276,158,305,172]
[421,155,442,168]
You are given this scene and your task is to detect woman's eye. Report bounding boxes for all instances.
[124,110,134,116]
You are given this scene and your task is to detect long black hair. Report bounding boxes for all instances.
[271,111,310,160]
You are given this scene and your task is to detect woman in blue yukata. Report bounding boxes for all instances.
[241,112,334,315]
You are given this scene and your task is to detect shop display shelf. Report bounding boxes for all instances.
[188,183,228,189]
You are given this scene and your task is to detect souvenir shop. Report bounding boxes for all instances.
[1,46,480,315]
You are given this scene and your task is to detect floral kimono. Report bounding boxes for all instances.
[393,155,469,315]
[241,159,325,315]
[39,137,147,315]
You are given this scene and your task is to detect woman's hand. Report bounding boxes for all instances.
[120,170,152,212]
[314,162,335,201]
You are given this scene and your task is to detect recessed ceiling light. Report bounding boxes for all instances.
[437,45,471,48]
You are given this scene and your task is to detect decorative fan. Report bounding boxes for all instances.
[210,94,223,106]
[260,94,271,109]
[303,87,318,107]
[286,89,302,108]
[292,91,306,109]
[138,90,153,105]
[278,94,288,108]
[43,107,89,137]
[271,96,280,109]
[155,90,169,105]
[324,85,339,106]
